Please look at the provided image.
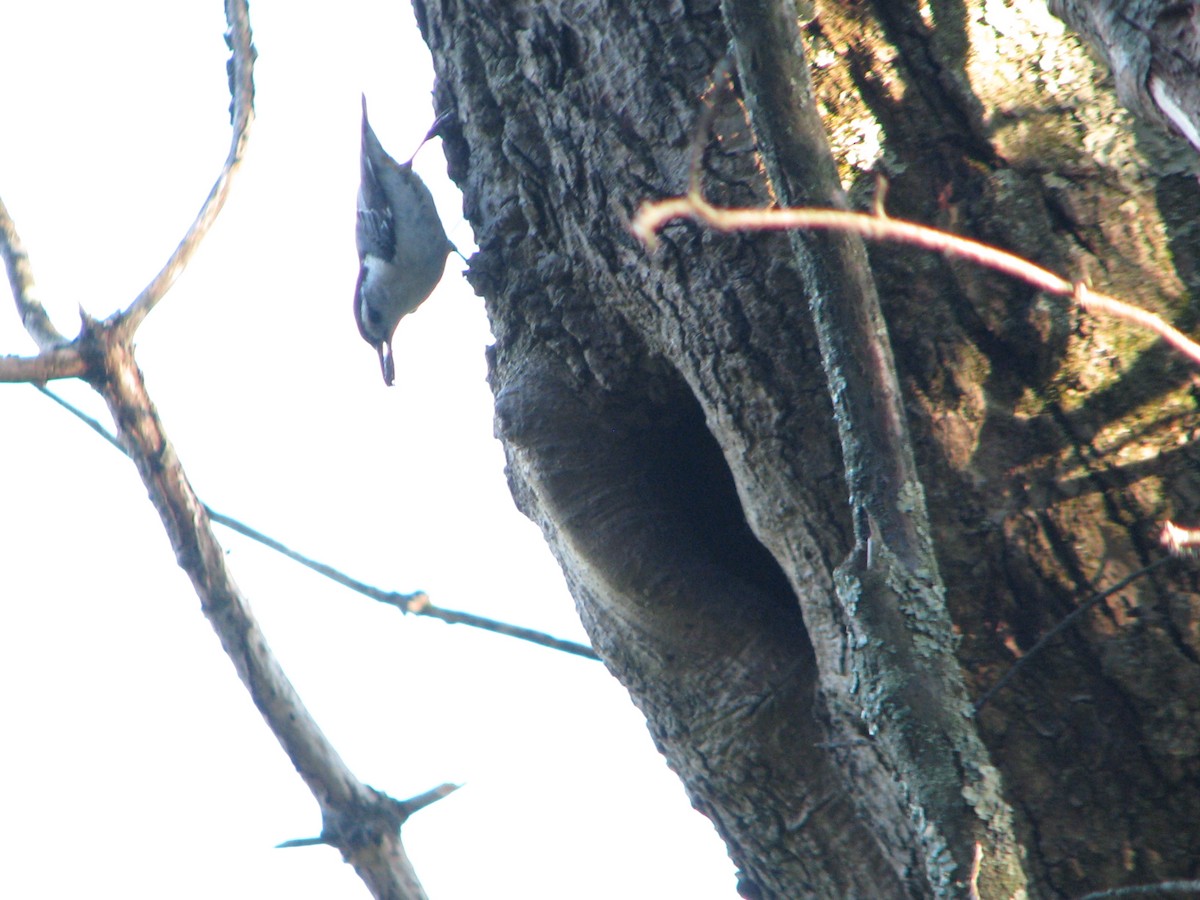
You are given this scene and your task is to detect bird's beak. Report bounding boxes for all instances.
[377,341,396,387]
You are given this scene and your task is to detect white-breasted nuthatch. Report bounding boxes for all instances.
[355,95,457,386]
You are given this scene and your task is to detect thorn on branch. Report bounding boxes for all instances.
[398,782,462,818]
[277,784,460,852]
[276,836,330,849]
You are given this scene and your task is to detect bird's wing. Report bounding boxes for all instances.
[355,181,393,260]
[357,167,395,259]
[357,99,397,259]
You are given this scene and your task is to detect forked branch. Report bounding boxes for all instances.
[2,3,445,897]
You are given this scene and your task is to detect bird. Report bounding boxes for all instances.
[355,95,457,386]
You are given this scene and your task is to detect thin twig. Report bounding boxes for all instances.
[36,384,597,661]
[631,195,1200,367]
[0,195,63,349]
[208,509,599,660]
[206,508,429,610]
[973,557,1171,714]
[32,384,123,449]
[634,160,1197,716]
[1077,880,1200,899]
[412,603,597,658]
[2,1,257,366]
[114,0,256,337]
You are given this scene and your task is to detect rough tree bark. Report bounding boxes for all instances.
[414,1,1200,897]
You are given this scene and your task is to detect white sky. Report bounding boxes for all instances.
[0,3,736,897]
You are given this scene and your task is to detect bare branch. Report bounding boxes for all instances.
[1078,880,1200,899]
[632,195,1200,368]
[634,144,1200,728]
[114,0,256,337]
[35,382,599,660]
[208,508,600,660]
[0,190,83,384]
[89,332,359,809]
[0,349,86,383]
[84,318,429,899]
[207,507,429,608]
[32,384,123,449]
[409,598,598,659]
[24,4,427,895]
[0,195,66,349]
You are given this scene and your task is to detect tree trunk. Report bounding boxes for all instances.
[415,1,1200,896]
